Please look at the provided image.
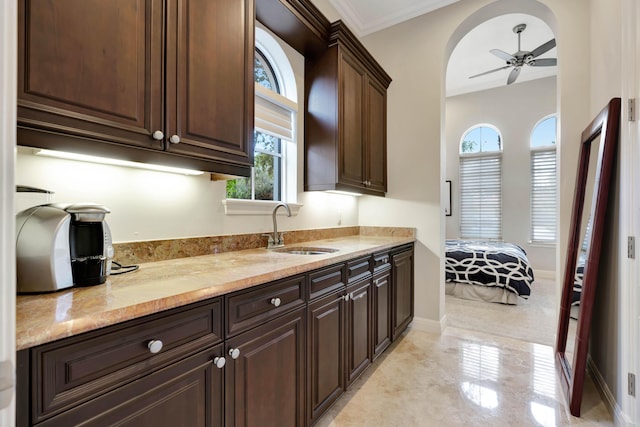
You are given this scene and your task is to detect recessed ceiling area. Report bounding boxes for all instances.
[446,14,557,97]
[323,2,557,97]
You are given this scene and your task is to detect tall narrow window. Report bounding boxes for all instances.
[226,48,294,201]
[530,115,557,243]
[459,125,503,240]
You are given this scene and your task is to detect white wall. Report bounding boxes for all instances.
[310,0,592,325]
[15,149,359,242]
[586,0,635,424]
[445,77,557,272]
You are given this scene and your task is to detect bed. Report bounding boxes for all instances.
[445,239,535,304]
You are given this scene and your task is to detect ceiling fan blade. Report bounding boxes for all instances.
[529,58,557,67]
[490,49,515,62]
[469,65,512,79]
[507,67,521,85]
[530,39,556,58]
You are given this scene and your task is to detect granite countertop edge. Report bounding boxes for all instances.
[16,234,415,351]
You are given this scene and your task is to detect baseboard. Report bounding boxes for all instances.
[587,356,634,426]
[409,315,446,334]
[535,269,556,280]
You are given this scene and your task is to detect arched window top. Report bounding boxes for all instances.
[460,124,502,154]
[255,27,297,103]
[530,115,557,149]
[255,48,280,93]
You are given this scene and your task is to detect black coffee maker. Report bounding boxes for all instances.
[16,202,113,293]
[67,204,113,286]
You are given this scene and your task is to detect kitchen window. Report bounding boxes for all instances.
[459,124,503,240]
[223,27,300,215]
[530,115,557,244]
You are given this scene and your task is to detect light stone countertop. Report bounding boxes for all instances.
[16,234,415,351]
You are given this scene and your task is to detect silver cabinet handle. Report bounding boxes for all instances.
[229,348,240,359]
[270,297,282,307]
[169,134,181,144]
[213,356,226,369]
[344,294,350,301]
[148,340,163,354]
[350,291,367,301]
[152,130,164,141]
[375,279,386,288]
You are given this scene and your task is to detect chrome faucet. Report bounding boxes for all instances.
[264,203,291,249]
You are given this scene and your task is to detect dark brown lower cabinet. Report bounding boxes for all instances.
[35,344,224,427]
[307,290,346,425]
[17,244,414,427]
[372,267,392,359]
[225,307,306,427]
[345,278,372,387]
[392,246,415,340]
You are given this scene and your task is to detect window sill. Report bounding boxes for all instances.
[222,199,303,215]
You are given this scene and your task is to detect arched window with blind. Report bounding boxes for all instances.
[530,115,557,243]
[458,124,503,240]
[226,37,297,202]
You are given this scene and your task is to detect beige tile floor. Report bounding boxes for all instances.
[316,278,613,426]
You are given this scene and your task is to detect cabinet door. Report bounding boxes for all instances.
[338,49,366,189]
[392,247,415,340]
[372,268,392,359]
[345,279,372,387]
[366,77,387,194]
[225,308,305,427]
[165,0,254,167]
[18,0,164,150]
[307,291,345,425]
[35,345,225,427]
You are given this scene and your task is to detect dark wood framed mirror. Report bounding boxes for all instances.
[555,97,620,416]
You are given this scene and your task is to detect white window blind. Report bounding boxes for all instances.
[459,155,502,239]
[530,149,557,243]
[254,83,297,141]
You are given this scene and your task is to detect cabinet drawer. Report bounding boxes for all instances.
[372,251,390,273]
[34,344,225,427]
[31,298,223,423]
[226,275,306,337]
[346,256,372,284]
[308,263,345,300]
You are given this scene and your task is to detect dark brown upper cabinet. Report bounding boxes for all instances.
[17,0,254,176]
[305,21,391,197]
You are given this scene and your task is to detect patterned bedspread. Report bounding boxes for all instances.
[445,239,535,298]
[573,251,585,305]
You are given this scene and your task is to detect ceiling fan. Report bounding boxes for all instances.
[469,23,557,85]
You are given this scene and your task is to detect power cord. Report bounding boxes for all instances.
[110,261,139,275]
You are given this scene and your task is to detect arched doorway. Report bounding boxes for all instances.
[442,3,559,344]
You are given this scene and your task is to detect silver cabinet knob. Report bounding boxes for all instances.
[344,294,350,301]
[169,134,181,144]
[270,297,282,307]
[152,130,164,141]
[213,356,226,369]
[148,340,163,354]
[229,348,240,359]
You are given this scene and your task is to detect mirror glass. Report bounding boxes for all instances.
[555,98,620,417]
[565,131,600,364]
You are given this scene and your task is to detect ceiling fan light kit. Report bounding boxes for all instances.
[469,23,557,85]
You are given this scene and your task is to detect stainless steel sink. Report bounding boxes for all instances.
[274,247,338,255]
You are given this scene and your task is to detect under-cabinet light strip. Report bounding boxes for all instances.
[34,149,204,176]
